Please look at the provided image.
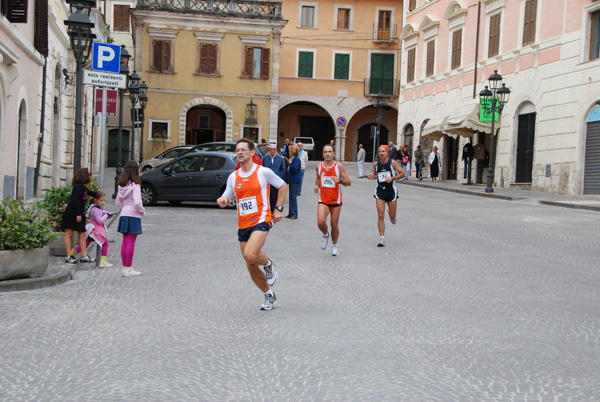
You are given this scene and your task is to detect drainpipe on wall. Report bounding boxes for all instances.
[472,1,482,99]
[34,57,48,195]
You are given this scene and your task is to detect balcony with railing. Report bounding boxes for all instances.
[136,0,282,19]
[364,78,399,97]
[372,23,397,44]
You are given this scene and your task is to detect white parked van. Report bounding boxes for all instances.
[293,137,315,160]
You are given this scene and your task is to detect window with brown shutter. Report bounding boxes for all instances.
[409,0,416,12]
[488,13,501,57]
[407,48,415,83]
[3,0,28,23]
[114,5,130,32]
[522,0,537,46]
[152,40,172,73]
[199,44,218,75]
[337,8,350,30]
[451,29,462,69]
[426,40,435,77]
[244,47,269,79]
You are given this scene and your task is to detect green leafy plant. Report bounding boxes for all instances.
[41,181,100,232]
[41,185,72,232]
[0,197,59,251]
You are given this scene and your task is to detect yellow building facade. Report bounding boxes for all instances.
[130,0,286,160]
[278,0,402,161]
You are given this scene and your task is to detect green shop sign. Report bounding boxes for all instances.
[480,98,499,122]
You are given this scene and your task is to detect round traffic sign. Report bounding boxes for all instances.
[336,117,346,127]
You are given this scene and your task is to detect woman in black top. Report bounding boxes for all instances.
[62,168,97,264]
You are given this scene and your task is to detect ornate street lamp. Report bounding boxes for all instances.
[65,4,95,173]
[128,71,141,160]
[113,45,130,198]
[138,91,148,162]
[373,90,389,163]
[479,70,511,193]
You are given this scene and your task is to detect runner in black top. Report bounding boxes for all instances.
[367,145,405,247]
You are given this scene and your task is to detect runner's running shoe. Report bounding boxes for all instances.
[321,233,330,250]
[261,292,277,311]
[377,237,385,247]
[331,245,339,256]
[264,259,278,286]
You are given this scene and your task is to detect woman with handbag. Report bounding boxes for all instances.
[398,144,411,180]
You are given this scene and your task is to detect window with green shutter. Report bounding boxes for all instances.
[334,53,349,80]
[370,53,394,95]
[298,51,314,78]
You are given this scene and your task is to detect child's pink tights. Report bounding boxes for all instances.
[121,233,138,267]
[75,239,108,257]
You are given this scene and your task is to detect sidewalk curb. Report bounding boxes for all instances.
[0,265,75,293]
[539,200,600,212]
[398,180,515,201]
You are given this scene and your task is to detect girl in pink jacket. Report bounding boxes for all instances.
[116,160,146,277]
[72,190,116,267]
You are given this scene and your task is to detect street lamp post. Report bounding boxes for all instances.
[113,45,130,198]
[64,4,94,173]
[128,71,141,160]
[373,90,389,163]
[138,81,149,162]
[479,70,511,193]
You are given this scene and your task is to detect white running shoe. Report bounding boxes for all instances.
[377,237,385,247]
[264,259,278,286]
[321,233,330,250]
[261,292,277,311]
[331,245,339,256]
[122,267,141,277]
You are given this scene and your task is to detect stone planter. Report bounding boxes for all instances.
[49,231,67,256]
[0,247,49,281]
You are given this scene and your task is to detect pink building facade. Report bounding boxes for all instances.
[398,0,600,195]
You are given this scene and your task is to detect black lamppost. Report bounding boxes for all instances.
[138,81,149,162]
[113,45,130,198]
[128,71,141,160]
[479,70,511,193]
[373,90,389,163]
[64,4,94,173]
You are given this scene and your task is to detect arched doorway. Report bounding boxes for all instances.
[584,104,600,195]
[186,105,226,144]
[278,101,335,160]
[515,102,537,183]
[358,123,389,163]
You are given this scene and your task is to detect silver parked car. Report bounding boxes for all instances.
[139,145,194,172]
[140,151,237,206]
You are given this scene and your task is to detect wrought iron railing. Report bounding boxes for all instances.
[372,23,397,42]
[364,78,399,97]
[136,0,282,19]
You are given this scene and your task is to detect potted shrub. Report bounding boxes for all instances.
[41,179,100,256]
[0,197,59,280]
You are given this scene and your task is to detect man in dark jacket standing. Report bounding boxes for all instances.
[263,144,286,213]
[462,142,474,184]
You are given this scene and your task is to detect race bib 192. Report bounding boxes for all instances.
[238,196,258,215]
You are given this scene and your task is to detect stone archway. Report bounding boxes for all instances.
[179,97,233,145]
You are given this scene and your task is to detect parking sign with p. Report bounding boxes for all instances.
[92,42,121,73]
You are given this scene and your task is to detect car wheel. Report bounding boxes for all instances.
[141,184,157,206]
[142,165,153,172]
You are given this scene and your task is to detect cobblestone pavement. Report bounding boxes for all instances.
[1,162,599,401]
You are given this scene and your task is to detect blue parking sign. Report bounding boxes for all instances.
[92,42,121,73]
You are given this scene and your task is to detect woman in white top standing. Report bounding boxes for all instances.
[429,146,441,181]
